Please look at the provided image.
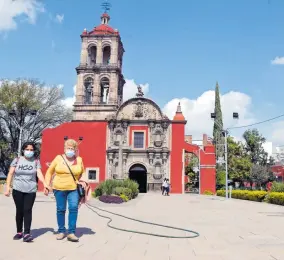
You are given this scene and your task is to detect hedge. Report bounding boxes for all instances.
[217,189,284,205]
[217,190,267,202]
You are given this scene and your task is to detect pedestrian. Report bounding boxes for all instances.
[162,178,167,195]
[4,141,51,242]
[165,179,171,196]
[44,139,89,242]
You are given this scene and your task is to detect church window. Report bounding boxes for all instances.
[133,132,145,149]
[84,77,94,104]
[100,77,110,104]
[103,46,111,65]
[84,167,99,182]
[88,46,97,66]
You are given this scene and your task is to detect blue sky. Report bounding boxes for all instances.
[1,0,284,149]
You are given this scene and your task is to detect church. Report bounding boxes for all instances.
[39,12,216,194]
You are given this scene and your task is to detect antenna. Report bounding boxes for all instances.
[101,0,111,13]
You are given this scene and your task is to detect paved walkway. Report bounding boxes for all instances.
[0,193,284,260]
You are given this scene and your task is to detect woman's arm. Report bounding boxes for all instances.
[6,166,15,189]
[45,156,58,186]
[37,169,51,189]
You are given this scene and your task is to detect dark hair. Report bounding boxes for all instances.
[21,141,37,156]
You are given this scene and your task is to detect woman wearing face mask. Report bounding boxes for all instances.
[44,139,87,242]
[4,141,50,242]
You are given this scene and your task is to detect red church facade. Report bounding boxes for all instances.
[39,12,216,194]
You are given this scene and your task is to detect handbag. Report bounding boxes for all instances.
[61,155,85,198]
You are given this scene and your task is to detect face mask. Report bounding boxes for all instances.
[65,150,75,158]
[24,151,34,158]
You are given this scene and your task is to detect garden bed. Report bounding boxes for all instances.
[93,179,139,204]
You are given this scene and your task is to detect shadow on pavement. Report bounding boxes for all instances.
[32,227,55,238]
[76,227,96,238]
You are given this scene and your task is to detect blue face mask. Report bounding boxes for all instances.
[65,150,75,158]
[24,150,34,158]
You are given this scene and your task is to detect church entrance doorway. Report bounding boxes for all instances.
[129,164,147,193]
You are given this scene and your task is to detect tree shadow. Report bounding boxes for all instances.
[32,228,55,239]
[76,227,96,238]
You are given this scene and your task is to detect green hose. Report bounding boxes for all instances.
[85,203,200,239]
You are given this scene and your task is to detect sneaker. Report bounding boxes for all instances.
[23,234,33,243]
[13,233,23,240]
[67,234,79,242]
[56,233,66,240]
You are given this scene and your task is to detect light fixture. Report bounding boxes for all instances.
[64,136,68,140]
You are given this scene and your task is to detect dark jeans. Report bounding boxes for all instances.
[53,189,79,234]
[12,189,36,234]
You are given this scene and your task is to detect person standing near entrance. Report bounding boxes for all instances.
[4,141,50,242]
[165,179,171,196]
[162,178,167,195]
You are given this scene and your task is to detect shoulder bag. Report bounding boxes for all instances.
[61,155,85,198]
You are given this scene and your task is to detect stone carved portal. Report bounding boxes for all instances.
[107,94,171,191]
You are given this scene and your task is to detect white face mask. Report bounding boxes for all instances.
[65,150,75,158]
[24,150,34,158]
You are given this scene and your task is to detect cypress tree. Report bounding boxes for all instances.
[213,82,224,160]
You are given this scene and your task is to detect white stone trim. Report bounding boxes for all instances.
[84,167,100,183]
[132,130,146,150]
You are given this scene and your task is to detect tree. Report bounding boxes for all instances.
[0,79,72,173]
[213,82,224,161]
[247,164,273,189]
[227,136,251,185]
[185,154,199,188]
[243,129,268,165]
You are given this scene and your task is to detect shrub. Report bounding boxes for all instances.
[99,195,124,204]
[94,179,139,202]
[119,194,129,202]
[122,179,139,198]
[266,192,284,206]
[217,190,267,202]
[0,180,6,185]
[271,182,284,193]
[203,190,214,195]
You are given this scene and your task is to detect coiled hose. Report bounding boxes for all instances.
[85,203,200,239]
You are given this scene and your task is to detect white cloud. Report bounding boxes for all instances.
[62,85,76,108]
[271,121,284,146]
[123,79,149,101]
[0,0,44,32]
[55,14,64,24]
[163,90,255,140]
[271,56,284,65]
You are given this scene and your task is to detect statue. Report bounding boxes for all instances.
[102,85,109,103]
[136,85,144,97]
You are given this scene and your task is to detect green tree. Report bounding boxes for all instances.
[227,136,251,185]
[243,129,268,165]
[213,82,224,160]
[0,79,72,174]
[185,154,199,188]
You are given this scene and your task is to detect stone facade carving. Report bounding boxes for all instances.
[106,95,171,191]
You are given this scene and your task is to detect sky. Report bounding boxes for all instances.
[0,0,284,153]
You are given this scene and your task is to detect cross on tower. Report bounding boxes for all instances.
[101,0,111,13]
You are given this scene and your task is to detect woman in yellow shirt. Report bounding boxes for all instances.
[45,139,85,242]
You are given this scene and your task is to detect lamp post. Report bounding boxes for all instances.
[9,109,39,157]
[211,112,239,199]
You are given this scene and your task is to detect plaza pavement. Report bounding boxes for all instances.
[0,193,284,260]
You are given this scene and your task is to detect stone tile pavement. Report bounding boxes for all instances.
[1,193,284,260]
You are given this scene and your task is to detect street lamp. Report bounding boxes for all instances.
[211,112,239,199]
[9,108,39,157]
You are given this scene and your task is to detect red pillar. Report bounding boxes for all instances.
[170,102,186,194]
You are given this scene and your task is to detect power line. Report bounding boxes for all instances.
[228,113,284,130]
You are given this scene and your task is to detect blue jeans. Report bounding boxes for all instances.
[53,190,79,234]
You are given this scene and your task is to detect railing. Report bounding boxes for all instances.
[78,63,120,70]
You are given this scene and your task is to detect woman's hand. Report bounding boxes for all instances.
[43,183,51,196]
[4,187,11,197]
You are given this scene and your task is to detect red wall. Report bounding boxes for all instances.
[170,122,185,193]
[129,126,149,148]
[39,122,107,191]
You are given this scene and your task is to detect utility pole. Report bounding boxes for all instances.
[211,112,239,199]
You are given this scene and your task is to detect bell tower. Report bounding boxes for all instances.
[73,7,125,121]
